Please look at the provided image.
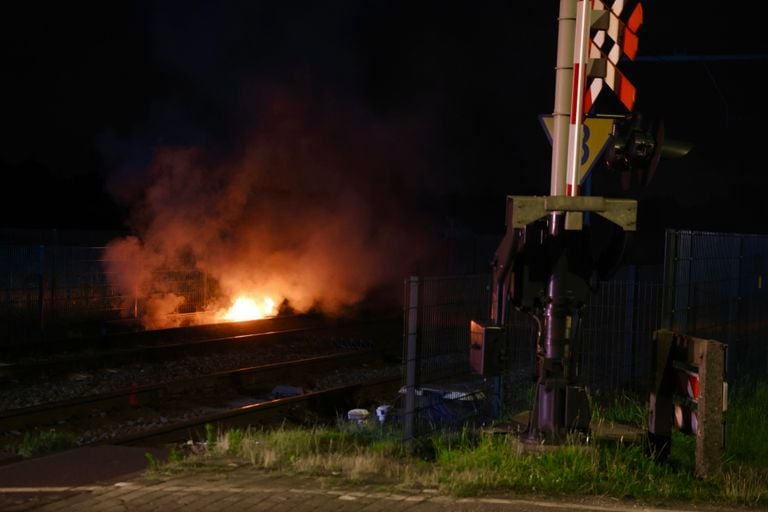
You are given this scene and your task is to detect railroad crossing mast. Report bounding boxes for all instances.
[471,0,644,443]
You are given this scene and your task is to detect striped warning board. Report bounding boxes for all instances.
[586,0,643,113]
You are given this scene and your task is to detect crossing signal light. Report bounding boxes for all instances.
[604,113,693,192]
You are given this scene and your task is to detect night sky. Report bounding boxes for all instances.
[2,1,767,242]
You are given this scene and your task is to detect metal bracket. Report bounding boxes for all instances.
[505,195,637,231]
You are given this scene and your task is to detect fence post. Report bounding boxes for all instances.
[49,243,56,334]
[661,229,678,330]
[203,272,208,308]
[726,236,742,376]
[648,329,675,458]
[626,265,638,385]
[38,245,45,339]
[403,276,420,447]
[686,234,695,333]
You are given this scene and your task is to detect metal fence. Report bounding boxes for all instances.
[579,264,664,392]
[0,245,123,344]
[5,228,767,391]
[402,275,491,384]
[399,229,768,438]
[0,244,208,346]
[401,274,556,439]
[663,229,768,384]
[400,265,665,438]
[401,275,498,439]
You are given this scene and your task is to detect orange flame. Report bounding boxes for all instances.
[219,295,277,322]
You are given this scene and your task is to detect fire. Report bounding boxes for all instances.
[220,295,277,322]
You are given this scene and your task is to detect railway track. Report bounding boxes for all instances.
[0,349,383,432]
[0,352,401,464]
[0,315,404,465]
[0,312,399,384]
[111,375,402,448]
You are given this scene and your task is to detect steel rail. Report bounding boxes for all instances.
[109,375,402,447]
[0,315,396,383]
[0,350,379,433]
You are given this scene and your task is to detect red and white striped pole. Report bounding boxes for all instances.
[565,0,592,197]
[548,0,576,198]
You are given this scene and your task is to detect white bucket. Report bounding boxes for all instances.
[375,405,391,424]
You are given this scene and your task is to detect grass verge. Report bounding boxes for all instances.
[151,384,768,507]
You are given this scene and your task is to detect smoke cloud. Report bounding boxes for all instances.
[103,84,440,327]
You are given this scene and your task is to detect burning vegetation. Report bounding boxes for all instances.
[102,91,436,329]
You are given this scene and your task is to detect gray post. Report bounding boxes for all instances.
[403,276,420,447]
[696,339,726,478]
[648,330,727,475]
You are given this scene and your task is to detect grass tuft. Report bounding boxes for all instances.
[18,429,76,458]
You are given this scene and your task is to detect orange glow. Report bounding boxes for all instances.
[220,295,277,322]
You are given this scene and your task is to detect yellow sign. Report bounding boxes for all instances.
[539,116,615,184]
